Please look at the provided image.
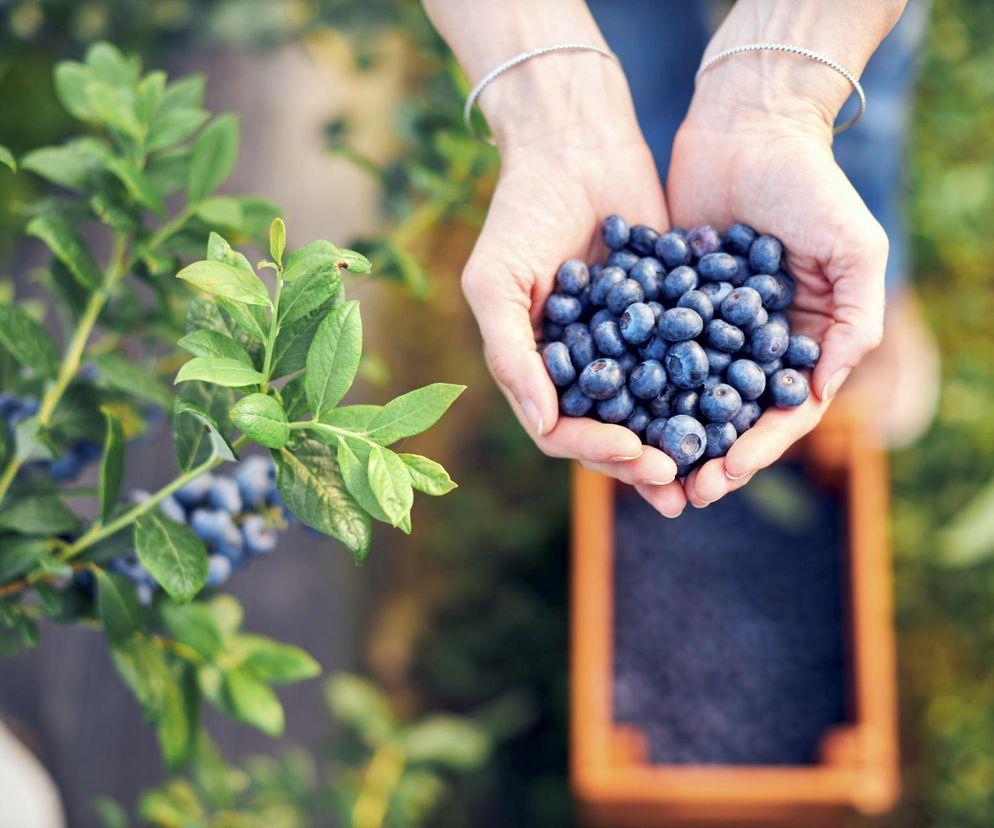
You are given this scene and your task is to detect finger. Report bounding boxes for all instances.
[536,416,645,464]
[686,459,756,507]
[578,446,678,487]
[463,268,560,438]
[635,481,689,519]
[719,397,827,485]
[812,220,889,402]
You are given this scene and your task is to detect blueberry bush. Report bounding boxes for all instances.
[0,42,461,771]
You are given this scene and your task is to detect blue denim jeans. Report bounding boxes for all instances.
[587,0,928,292]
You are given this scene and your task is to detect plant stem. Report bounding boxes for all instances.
[145,205,194,252]
[260,268,285,393]
[289,420,379,449]
[351,742,407,828]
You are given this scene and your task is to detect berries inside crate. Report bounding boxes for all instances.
[570,408,899,827]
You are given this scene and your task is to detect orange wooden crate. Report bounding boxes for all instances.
[570,409,899,827]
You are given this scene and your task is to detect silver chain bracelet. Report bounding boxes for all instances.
[696,43,867,135]
[463,43,620,145]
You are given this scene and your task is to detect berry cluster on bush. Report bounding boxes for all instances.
[0,394,102,481]
[542,217,820,473]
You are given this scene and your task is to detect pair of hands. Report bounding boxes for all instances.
[461,62,888,517]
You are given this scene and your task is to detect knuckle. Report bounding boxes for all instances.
[486,350,517,393]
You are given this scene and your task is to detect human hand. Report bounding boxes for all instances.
[665,80,888,510]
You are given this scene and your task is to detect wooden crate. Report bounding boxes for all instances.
[570,409,899,826]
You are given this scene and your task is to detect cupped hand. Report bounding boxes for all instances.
[667,107,888,510]
[462,127,688,516]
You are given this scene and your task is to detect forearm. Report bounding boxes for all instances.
[691,0,909,132]
[422,0,637,151]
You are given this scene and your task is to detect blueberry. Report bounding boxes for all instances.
[748,234,783,274]
[577,286,593,315]
[703,374,723,390]
[665,341,710,389]
[654,232,693,268]
[750,322,789,362]
[606,279,645,315]
[744,273,782,306]
[705,319,745,353]
[704,421,738,458]
[7,398,39,425]
[235,455,275,506]
[645,418,669,449]
[720,287,764,327]
[767,310,791,331]
[618,352,637,376]
[698,252,739,282]
[606,250,639,272]
[676,290,714,324]
[726,359,767,401]
[699,383,743,423]
[601,214,630,250]
[207,476,243,514]
[638,335,669,362]
[785,335,821,369]
[629,360,667,400]
[578,358,625,400]
[0,393,20,418]
[687,225,722,259]
[766,271,796,311]
[759,358,783,376]
[589,308,616,330]
[242,513,278,555]
[542,341,576,386]
[672,390,699,417]
[545,293,583,325]
[628,224,660,256]
[620,302,656,345]
[629,257,664,300]
[699,280,734,306]
[136,583,155,607]
[703,347,731,374]
[590,267,627,306]
[730,400,762,434]
[626,406,652,436]
[660,415,707,465]
[205,554,232,588]
[597,387,636,423]
[562,323,596,368]
[721,223,757,257]
[542,320,564,343]
[659,307,704,342]
[190,508,244,559]
[47,450,83,481]
[176,473,216,508]
[556,259,589,295]
[645,301,665,321]
[661,266,699,303]
[769,368,809,408]
[590,264,603,280]
[560,383,593,417]
[649,387,675,419]
[160,494,187,524]
[730,255,750,285]
[592,320,626,357]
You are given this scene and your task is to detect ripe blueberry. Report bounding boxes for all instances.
[720,287,764,327]
[560,383,593,417]
[606,249,639,272]
[601,214,630,250]
[629,359,667,400]
[242,514,278,555]
[744,273,782,306]
[606,279,645,315]
[646,301,665,321]
[205,554,232,588]
[730,400,762,434]
[645,418,669,449]
[750,322,789,362]
[235,455,275,506]
[592,320,626,357]
[703,347,731,374]
[659,307,704,342]
[654,232,692,268]
[620,302,656,345]
[698,252,739,282]
[597,386,636,423]
[672,390,699,418]
[660,415,708,465]
[638,335,669,362]
[665,341,710,389]
[176,473,216,508]
[769,369,809,408]
[626,406,652,436]
[686,225,721,258]
[543,342,576,386]
[759,358,783,376]
[628,224,660,256]
[785,335,821,369]
[705,319,745,353]
[160,494,187,524]
[618,352,637,376]
[545,293,583,325]
[704,421,738,458]
[677,290,714,324]
[722,223,757,257]
[629,257,664,300]
[649,387,675,419]
[726,359,767,401]
[661,265,699,303]
[556,259,589,295]
[563,323,597,368]
[579,358,626,400]
[590,267,627,306]
[699,280,734,306]
[207,476,243,515]
[766,271,796,311]
[748,234,783,274]
[699,383,743,423]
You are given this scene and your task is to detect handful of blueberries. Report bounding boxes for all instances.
[541,217,820,474]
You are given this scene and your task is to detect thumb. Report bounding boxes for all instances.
[462,266,560,438]
[812,221,889,401]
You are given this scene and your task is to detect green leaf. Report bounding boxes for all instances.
[280,373,308,421]
[319,404,382,433]
[270,218,286,266]
[134,511,208,603]
[0,495,79,535]
[157,663,200,770]
[178,329,252,365]
[84,79,142,138]
[335,247,371,274]
[195,196,242,228]
[940,474,994,566]
[146,145,191,196]
[367,445,414,529]
[26,214,102,289]
[158,601,225,661]
[187,113,239,203]
[325,673,396,744]
[281,240,340,283]
[0,304,59,378]
[20,138,109,191]
[160,75,206,113]
[54,62,96,122]
[177,260,271,307]
[273,438,371,562]
[106,156,166,217]
[217,299,268,342]
[147,106,208,152]
[399,454,457,496]
[276,262,341,327]
[109,632,173,722]
[365,384,465,445]
[238,634,320,684]
[306,301,362,417]
[401,716,491,770]
[99,408,125,524]
[136,70,166,124]
[176,356,265,388]
[92,796,129,828]
[221,667,284,737]
[270,304,329,379]
[0,145,15,172]
[336,438,391,526]
[12,417,56,462]
[96,570,144,644]
[230,394,289,449]
[0,537,51,583]
[206,231,253,273]
[89,352,173,409]
[85,42,141,87]
[173,383,236,472]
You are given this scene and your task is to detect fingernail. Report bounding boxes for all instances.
[519,398,544,436]
[644,478,673,486]
[692,499,712,509]
[611,449,644,462]
[725,467,750,481]
[822,368,851,400]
